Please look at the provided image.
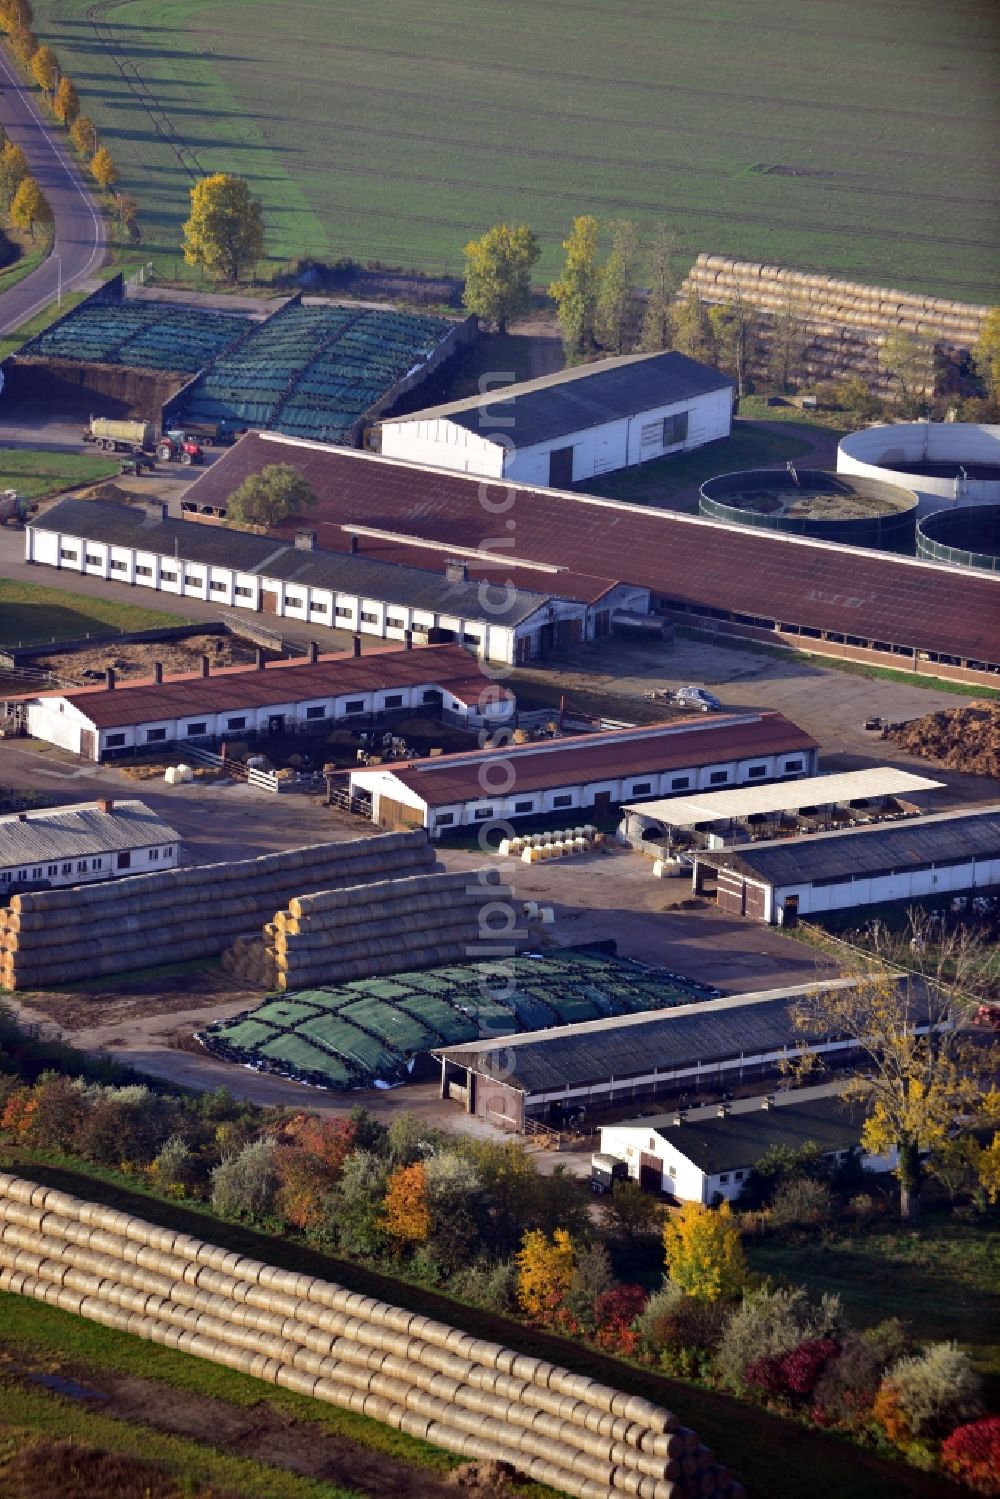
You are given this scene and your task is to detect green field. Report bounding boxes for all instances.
[31,0,1000,299]
[0,450,118,500]
[0,578,188,646]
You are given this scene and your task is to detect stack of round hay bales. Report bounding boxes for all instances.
[265,870,518,990]
[680,255,989,396]
[0,832,436,990]
[0,1172,742,1499]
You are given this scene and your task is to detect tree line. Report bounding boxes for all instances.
[462,215,1000,415]
[0,0,136,245]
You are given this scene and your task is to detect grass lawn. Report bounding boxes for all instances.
[747,1215,1000,1403]
[0,450,119,501]
[29,1,999,300]
[737,396,856,433]
[0,1382,362,1499]
[0,579,189,647]
[574,422,818,510]
[0,1150,959,1499]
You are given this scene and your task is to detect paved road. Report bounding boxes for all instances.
[0,44,105,335]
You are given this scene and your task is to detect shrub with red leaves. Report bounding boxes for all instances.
[745,1339,839,1402]
[941,1417,1000,1496]
[595,1284,647,1354]
[781,1338,839,1397]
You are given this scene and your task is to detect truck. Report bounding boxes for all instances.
[589,1153,629,1195]
[156,430,204,466]
[84,416,157,453]
[0,490,36,526]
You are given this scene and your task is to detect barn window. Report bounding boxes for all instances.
[60,864,71,876]
[235,585,253,598]
[709,770,729,785]
[387,616,405,628]
[305,706,325,720]
[631,782,652,795]
[77,861,87,872]
[47,865,57,876]
[187,722,207,736]
[344,700,365,714]
[149,848,159,861]
[335,606,353,618]
[784,759,804,773]
[226,717,247,730]
[210,580,227,593]
[105,733,126,748]
[160,570,177,583]
[553,795,573,808]
[60,548,78,561]
[146,728,167,742]
[663,411,689,446]
[473,807,494,820]
[135,565,153,577]
[719,1173,730,1184]
[91,859,102,870]
[383,694,404,708]
[513,799,534,813]
[436,813,455,826]
[747,765,766,779]
[671,775,691,790]
[85,553,101,566]
[361,611,379,624]
[110,560,127,572]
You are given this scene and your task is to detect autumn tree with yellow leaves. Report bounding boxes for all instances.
[10,174,49,238]
[381,1161,431,1248]
[182,172,264,284]
[662,1201,748,1303]
[462,222,539,333]
[53,75,79,126]
[90,146,118,193]
[516,1227,576,1323]
[792,915,998,1222]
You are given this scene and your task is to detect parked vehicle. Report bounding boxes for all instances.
[589,1152,629,1195]
[156,430,204,466]
[672,685,723,713]
[83,416,156,453]
[119,454,156,477]
[179,418,237,447]
[0,490,37,526]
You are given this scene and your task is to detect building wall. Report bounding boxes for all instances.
[0,839,179,891]
[27,679,512,762]
[600,1121,899,1203]
[504,387,732,487]
[772,852,1000,923]
[25,524,545,667]
[352,741,819,833]
[378,387,732,487]
[379,418,505,476]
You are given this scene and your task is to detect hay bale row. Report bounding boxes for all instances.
[0,833,437,990]
[0,1173,743,1499]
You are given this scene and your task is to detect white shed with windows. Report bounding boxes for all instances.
[378,351,734,487]
[600,1085,898,1204]
[0,798,180,892]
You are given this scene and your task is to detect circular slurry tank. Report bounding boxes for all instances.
[699,468,918,551]
[916,503,1000,573]
[837,422,1000,517]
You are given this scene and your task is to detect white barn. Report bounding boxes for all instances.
[10,643,511,762]
[695,805,1000,925]
[0,798,180,891]
[25,497,590,668]
[378,351,734,487]
[600,1085,898,1203]
[350,713,818,835]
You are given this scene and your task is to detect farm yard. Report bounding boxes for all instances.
[28,0,1000,300]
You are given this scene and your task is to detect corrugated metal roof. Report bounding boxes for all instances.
[622,768,946,826]
[700,805,1000,886]
[434,981,857,1094]
[381,351,733,446]
[23,643,499,730]
[377,714,817,807]
[647,1093,868,1174]
[30,498,553,626]
[0,800,179,866]
[180,439,1000,665]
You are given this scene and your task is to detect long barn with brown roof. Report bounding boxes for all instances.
[179,434,1000,682]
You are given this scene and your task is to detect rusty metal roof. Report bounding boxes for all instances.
[29,644,500,730]
[182,437,1000,664]
[372,714,817,807]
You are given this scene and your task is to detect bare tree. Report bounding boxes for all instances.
[767,294,809,391]
[640,223,679,353]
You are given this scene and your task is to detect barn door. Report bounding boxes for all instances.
[548,446,574,487]
[261,589,279,615]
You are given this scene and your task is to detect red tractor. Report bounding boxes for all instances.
[156,430,204,466]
